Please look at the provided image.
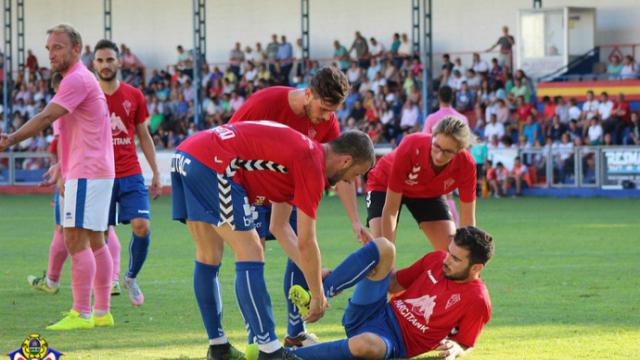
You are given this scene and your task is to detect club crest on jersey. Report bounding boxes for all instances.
[308,128,317,139]
[122,100,132,117]
[445,293,461,310]
[254,196,266,206]
[8,333,62,360]
[110,113,128,136]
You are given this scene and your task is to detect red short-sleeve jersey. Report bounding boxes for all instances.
[177,121,326,219]
[391,251,492,357]
[229,86,340,143]
[106,82,149,178]
[367,133,477,202]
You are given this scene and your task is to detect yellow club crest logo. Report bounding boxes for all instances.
[7,334,62,360]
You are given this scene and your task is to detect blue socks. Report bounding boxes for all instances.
[127,232,150,278]
[235,262,277,345]
[323,240,380,298]
[193,261,224,340]
[291,339,357,360]
[284,258,308,337]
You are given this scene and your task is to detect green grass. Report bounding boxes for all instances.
[1,195,639,359]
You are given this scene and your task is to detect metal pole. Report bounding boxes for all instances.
[16,0,24,73]
[421,0,433,121]
[104,0,112,40]
[192,0,201,128]
[301,0,310,74]
[411,0,420,56]
[3,0,13,133]
[198,0,206,60]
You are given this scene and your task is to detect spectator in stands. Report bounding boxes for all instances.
[441,53,454,75]
[555,96,570,124]
[333,40,351,72]
[455,81,474,112]
[509,78,530,102]
[568,98,581,121]
[488,161,508,198]
[581,90,599,120]
[176,45,192,77]
[449,70,466,91]
[369,37,385,58]
[466,69,481,90]
[628,112,640,145]
[80,45,94,69]
[546,115,566,143]
[229,42,245,78]
[484,113,505,141]
[26,50,39,76]
[620,55,638,79]
[597,91,613,121]
[515,95,536,130]
[587,116,604,145]
[509,157,528,196]
[121,45,145,85]
[603,93,630,144]
[522,115,540,145]
[487,26,515,68]
[255,42,267,61]
[349,31,370,68]
[567,119,582,142]
[266,34,279,62]
[399,33,412,58]
[489,58,505,87]
[278,35,294,81]
[349,100,366,123]
[346,61,362,85]
[399,99,419,132]
[607,55,623,80]
[471,53,489,77]
[541,96,556,123]
[451,57,465,75]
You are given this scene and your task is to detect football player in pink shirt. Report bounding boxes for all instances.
[1,24,115,330]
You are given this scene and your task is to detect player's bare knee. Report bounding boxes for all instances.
[348,333,387,359]
[131,219,150,237]
[372,237,395,261]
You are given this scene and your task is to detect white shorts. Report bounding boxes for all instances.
[63,178,114,231]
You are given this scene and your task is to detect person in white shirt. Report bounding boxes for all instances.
[581,91,599,120]
[400,99,419,130]
[587,117,604,145]
[620,55,638,80]
[452,57,467,75]
[472,53,490,75]
[596,92,614,121]
[369,37,385,58]
[484,114,505,141]
[568,98,581,121]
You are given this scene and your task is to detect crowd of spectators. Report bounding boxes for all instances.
[1,30,639,185]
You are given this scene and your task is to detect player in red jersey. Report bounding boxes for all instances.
[171,122,374,360]
[289,226,493,360]
[230,66,371,346]
[93,39,161,306]
[367,116,477,251]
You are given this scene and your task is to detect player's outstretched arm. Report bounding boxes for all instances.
[334,181,372,244]
[136,121,161,199]
[270,202,300,265]
[434,339,471,360]
[295,210,328,323]
[459,200,476,227]
[380,189,403,244]
[0,103,67,152]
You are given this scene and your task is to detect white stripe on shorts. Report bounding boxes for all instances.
[63,178,114,231]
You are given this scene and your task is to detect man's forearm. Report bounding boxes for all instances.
[297,239,323,296]
[10,112,56,145]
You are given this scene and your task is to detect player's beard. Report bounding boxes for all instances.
[303,102,319,124]
[98,69,118,82]
[443,263,471,281]
[327,166,349,187]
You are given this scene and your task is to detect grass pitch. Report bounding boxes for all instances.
[1,194,639,359]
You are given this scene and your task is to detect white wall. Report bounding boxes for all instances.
[1,0,638,71]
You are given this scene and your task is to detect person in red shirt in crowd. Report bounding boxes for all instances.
[515,95,537,133]
[487,162,508,198]
[367,116,477,251]
[171,122,374,360]
[509,157,530,196]
[605,93,631,144]
[229,66,371,347]
[289,226,494,360]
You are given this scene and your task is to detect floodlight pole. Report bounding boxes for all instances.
[3,0,13,132]
[421,0,433,121]
[104,0,112,40]
[192,0,206,128]
[16,0,24,73]
[411,0,420,56]
[301,0,310,74]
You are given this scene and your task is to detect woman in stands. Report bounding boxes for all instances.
[366,116,477,251]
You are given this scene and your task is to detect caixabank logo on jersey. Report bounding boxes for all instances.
[6,334,62,360]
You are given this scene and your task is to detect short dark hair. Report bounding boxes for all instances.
[94,39,119,54]
[330,130,375,166]
[438,85,453,104]
[309,66,350,105]
[453,226,494,265]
